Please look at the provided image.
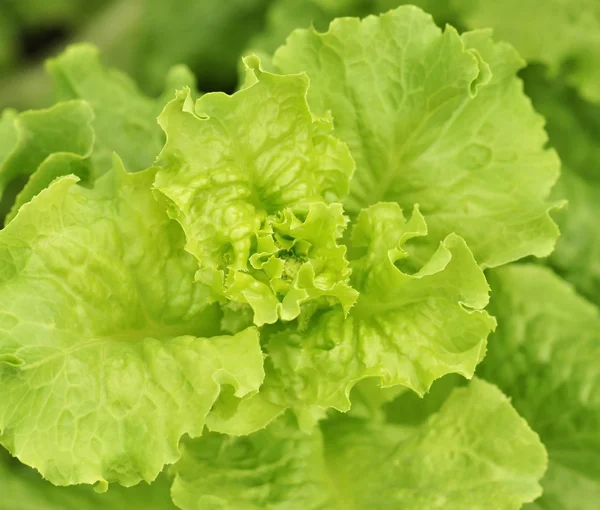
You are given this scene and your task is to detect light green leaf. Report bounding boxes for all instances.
[171,413,333,510]
[0,100,94,204]
[273,6,560,268]
[171,379,546,510]
[155,57,355,325]
[0,447,178,510]
[0,161,265,488]
[262,203,495,411]
[46,44,174,176]
[218,202,358,326]
[451,0,600,103]
[206,391,285,436]
[480,265,600,509]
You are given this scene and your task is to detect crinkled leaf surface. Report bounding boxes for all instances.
[0,448,178,510]
[451,0,600,103]
[0,162,265,488]
[480,265,600,509]
[261,203,495,411]
[273,6,560,267]
[170,379,546,510]
[155,58,355,325]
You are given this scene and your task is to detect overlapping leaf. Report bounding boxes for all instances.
[273,6,560,268]
[261,203,495,412]
[155,57,355,325]
[479,265,600,509]
[46,44,197,177]
[170,379,546,510]
[0,101,94,214]
[0,161,264,488]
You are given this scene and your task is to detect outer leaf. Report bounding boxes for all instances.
[549,172,600,307]
[273,6,560,268]
[45,44,191,176]
[0,161,265,488]
[0,448,178,510]
[522,67,600,306]
[262,203,495,411]
[171,413,332,510]
[479,265,600,509]
[0,100,94,203]
[155,57,355,325]
[451,0,600,103]
[170,379,546,510]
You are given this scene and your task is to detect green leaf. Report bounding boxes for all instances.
[155,57,355,325]
[451,0,600,103]
[0,447,178,510]
[205,391,286,436]
[0,100,94,205]
[0,160,265,488]
[171,379,547,510]
[46,44,183,177]
[261,203,495,411]
[273,6,560,268]
[480,265,600,509]
[522,66,600,306]
[549,171,600,307]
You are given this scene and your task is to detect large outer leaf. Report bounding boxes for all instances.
[0,448,178,510]
[261,203,495,412]
[0,162,265,488]
[170,379,546,510]
[273,6,560,268]
[451,0,600,104]
[480,265,600,509]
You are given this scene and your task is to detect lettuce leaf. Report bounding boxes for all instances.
[170,379,546,510]
[521,67,600,306]
[272,6,560,268]
[0,100,94,210]
[46,44,197,177]
[451,0,600,104]
[155,57,355,325]
[261,203,495,412]
[479,265,600,509]
[0,161,265,488]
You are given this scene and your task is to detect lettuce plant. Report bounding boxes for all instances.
[2,4,594,509]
